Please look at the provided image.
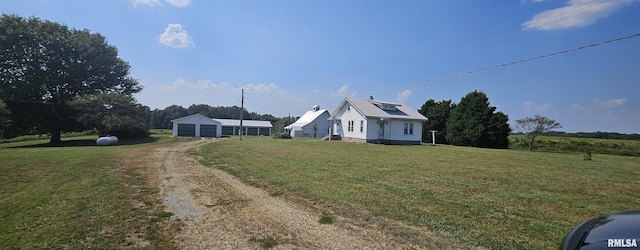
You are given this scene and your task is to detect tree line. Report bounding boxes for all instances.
[148,104,292,131]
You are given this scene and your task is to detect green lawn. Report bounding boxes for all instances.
[195,137,640,249]
[0,135,176,249]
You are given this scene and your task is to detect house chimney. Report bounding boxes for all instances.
[369,96,374,100]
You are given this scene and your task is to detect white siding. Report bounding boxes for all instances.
[387,120,422,142]
[298,112,331,137]
[334,103,367,140]
[171,114,222,137]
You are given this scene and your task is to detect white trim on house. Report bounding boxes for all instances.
[329,98,428,144]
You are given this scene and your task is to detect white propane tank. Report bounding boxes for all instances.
[96,136,119,146]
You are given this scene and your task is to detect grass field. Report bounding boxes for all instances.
[0,134,178,249]
[510,135,640,157]
[195,137,640,249]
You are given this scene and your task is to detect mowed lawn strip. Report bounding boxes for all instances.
[195,137,640,249]
[0,135,176,249]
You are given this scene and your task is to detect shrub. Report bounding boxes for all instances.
[272,132,291,139]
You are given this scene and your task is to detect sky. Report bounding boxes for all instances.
[2,0,639,133]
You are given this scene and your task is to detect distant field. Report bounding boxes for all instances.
[195,137,640,249]
[0,135,176,249]
[510,135,640,156]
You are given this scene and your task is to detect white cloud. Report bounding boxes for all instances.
[396,90,412,102]
[166,0,191,8]
[241,83,280,94]
[159,24,195,48]
[569,99,626,114]
[522,0,637,30]
[331,84,356,97]
[132,0,161,7]
[523,101,553,112]
[165,77,228,91]
[132,0,190,7]
[593,98,626,108]
[569,103,586,114]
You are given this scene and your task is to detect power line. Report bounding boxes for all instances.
[247,32,640,98]
[355,32,640,93]
[522,0,616,28]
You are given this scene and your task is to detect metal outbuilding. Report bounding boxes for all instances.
[170,114,273,137]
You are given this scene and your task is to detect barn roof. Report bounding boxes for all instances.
[213,119,273,128]
[284,109,329,130]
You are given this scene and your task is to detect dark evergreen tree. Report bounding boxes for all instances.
[419,99,455,144]
[445,91,511,148]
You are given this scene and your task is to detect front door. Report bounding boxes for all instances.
[378,121,385,139]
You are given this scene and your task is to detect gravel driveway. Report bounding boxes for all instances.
[153,139,416,249]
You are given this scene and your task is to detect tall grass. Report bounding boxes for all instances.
[510,135,640,156]
[195,137,640,249]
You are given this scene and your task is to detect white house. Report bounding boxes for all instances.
[284,105,331,138]
[171,114,273,137]
[329,98,428,145]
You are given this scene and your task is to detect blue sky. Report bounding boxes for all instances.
[3,0,639,133]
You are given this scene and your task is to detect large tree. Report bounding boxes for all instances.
[419,99,455,144]
[72,93,150,138]
[515,115,562,151]
[445,91,511,148]
[0,14,141,143]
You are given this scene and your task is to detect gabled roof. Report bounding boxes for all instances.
[330,98,428,121]
[170,113,221,124]
[213,119,273,128]
[284,109,329,130]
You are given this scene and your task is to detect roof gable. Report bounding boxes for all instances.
[284,109,329,129]
[170,113,218,123]
[330,98,427,121]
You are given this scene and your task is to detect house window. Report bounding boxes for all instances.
[360,120,364,133]
[404,123,414,135]
[348,121,354,132]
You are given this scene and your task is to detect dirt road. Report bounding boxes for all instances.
[154,139,414,249]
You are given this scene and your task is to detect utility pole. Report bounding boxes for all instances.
[240,88,244,141]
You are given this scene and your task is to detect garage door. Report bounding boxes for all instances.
[200,124,217,137]
[259,128,270,136]
[247,127,259,135]
[222,126,234,135]
[177,123,196,137]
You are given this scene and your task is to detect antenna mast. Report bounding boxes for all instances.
[240,88,244,141]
